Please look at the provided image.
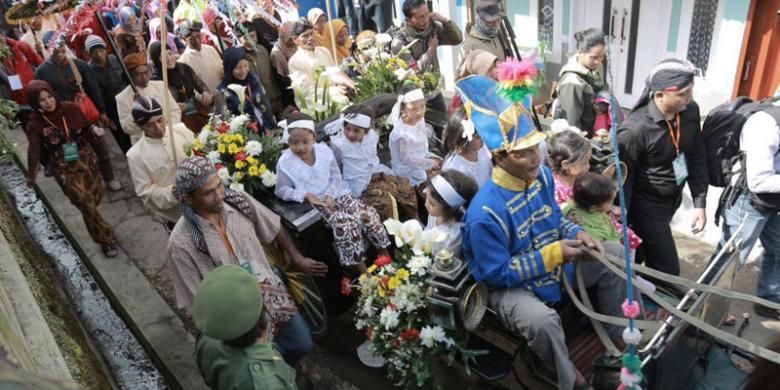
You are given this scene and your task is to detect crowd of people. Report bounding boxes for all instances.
[2,0,780,389]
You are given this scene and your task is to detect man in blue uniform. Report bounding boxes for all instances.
[458,75,627,390]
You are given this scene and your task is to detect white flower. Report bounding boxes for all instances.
[245,140,263,156]
[375,33,392,45]
[383,219,423,247]
[289,72,308,92]
[407,255,432,276]
[413,227,448,255]
[206,150,221,163]
[229,114,250,132]
[461,119,476,142]
[217,167,230,184]
[198,129,211,145]
[229,182,245,192]
[379,52,392,61]
[227,84,247,109]
[379,307,399,329]
[261,170,277,187]
[420,325,446,348]
[394,68,411,81]
[390,283,424,313]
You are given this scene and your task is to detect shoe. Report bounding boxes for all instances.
[106,179,122,192]
[43,163,53,177]
[102,244,118,258]
[754,303,780,320]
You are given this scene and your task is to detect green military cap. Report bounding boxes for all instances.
[193,265,264,341]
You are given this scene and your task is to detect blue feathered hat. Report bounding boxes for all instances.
[455,65,545,152]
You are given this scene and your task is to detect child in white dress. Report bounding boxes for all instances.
[388,86,441,187]
[424,170,478,258]
[440,108,493,187]
[327,104,418,221]
[275,112,391,272]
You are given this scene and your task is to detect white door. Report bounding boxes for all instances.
[572,0,674,108]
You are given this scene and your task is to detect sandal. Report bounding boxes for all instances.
[102,245,118,258]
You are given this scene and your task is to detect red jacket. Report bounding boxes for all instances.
[2,39,44,105]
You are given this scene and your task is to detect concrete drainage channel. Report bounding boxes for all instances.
[0,161,166,389]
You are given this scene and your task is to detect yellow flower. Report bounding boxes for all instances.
[259,164,267,175]
[192,139,203,150]
[248,166,260,177]
[220,134,232,143]
[234,134,245,143]
[377,286,385,297]
[228,143,239,154]
[246,156,256,165]
[388,276,402,290]
[396,268,409,280]
[203,124,212,132]
[217,143,226,153]
[235,171,245,181]
[366,264,377,274]
[235,160,246,169]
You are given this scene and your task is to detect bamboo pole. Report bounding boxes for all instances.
[323,0,338,64]
[159,0,178,165]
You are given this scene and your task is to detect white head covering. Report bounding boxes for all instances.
[430,175,466,208]
[324,112,373,136]
[280,119,316,143]
[388,88,425,127]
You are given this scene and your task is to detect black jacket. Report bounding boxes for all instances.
[618,100,708,208]
[34,57,105,111]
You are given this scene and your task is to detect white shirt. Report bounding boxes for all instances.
[740,101,780,193]
[426,219,464,259]
[288,47,336,85]
[441,145,493,187]
[389,120,435,186]
[330,129,393,196]
[177,45,223,93]
[126,123,195,223]
[275,143,352,203]
[117,81,183,144]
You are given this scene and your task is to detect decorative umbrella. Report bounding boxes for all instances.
[5,0,79,24]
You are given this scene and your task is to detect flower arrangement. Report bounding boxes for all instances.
[346,219,471,389]
[188,112,282,193]
[290,66,351,122]
[349,35,441,103]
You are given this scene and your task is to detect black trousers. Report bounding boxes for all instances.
[628,196,682,276]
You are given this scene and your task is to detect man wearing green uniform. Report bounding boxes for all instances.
[193,265,297,389]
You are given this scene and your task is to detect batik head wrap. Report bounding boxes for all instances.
[632,58,697,112]
[175,156,254,254]
[131,96,163,125]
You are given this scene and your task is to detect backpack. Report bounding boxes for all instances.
[708,97,780,223]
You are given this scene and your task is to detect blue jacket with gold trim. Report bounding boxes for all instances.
[462,166,582,303]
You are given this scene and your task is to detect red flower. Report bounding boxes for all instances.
[374,255,392,268]
[235,152,247,161]
[400,328,420,341]
[340,277,352,296]
[218,123,230,134]
[248,122,259,133]
[366,327,374,340]
[215,163,224,171]
[193,151,203,157]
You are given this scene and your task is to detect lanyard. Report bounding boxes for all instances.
[42,115,72,142]
[215,216,236,258]
[665,113,681,155]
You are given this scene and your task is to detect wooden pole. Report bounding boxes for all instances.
[159,0,178,165]
[323,0,339,64]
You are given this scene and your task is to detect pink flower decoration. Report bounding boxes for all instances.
[622,299,641,318]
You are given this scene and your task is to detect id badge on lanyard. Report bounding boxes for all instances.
[62,142,80,162]
[667,114,688,185]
